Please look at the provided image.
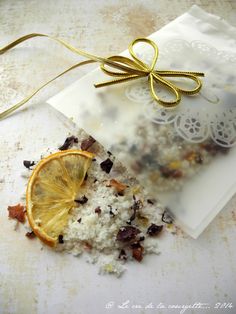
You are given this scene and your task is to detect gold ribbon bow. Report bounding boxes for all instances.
[0,33,204,120]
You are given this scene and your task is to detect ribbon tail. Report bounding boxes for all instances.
[0,60,95,120]
[95,74,141,88]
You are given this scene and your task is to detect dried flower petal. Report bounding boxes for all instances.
[8,204,25,223]
[25,231,36,239]
[95,206,101,214]
[75,195,88,205]
[131,243,144,262]
[147,224,163,236]
[100,158,113,173]
[107,179,127,194]
[58,234,64,243]
[159,166,183,179]
[118,249,127,261]
[116,226,140,242]
[23,160,35,169]
[127,199,143,224]
[59,136,78,150]
[81,136,96,151]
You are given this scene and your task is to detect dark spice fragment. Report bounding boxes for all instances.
[84,173,88,181]
[81,136,96,151]
[159,166,183,179]
[25,231,36,239]
[100,158,113,173]
[195,152,203,164]
[116,226,140,242]
[118,249,127,261]
[23,160,35,169]
[75,195,88,205]
[107,151,112,156]
[77,218,82,223]
[147,224,163,236]
[139,236,145,242]
[127,199,143,225]
[131,242,144,262]
[108,205,115,217]
[162,209,174,224]
[8,204,25,223]
[147,199,155,205]
[95,206,101,214]
[201,141,230,156]
[58,235,64,244]
[59,135,78,150]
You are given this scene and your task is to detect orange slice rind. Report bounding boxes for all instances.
[26,150,94,247]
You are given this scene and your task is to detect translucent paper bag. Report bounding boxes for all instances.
[48,5,236,238]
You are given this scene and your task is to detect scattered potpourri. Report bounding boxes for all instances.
[8,130,175,277]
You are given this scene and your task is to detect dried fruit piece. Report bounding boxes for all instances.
[8,204,25,223]
[26,150,94,247]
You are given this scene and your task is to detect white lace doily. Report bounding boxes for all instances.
[125,39,236,147]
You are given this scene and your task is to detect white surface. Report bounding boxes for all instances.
[0,1,236,314]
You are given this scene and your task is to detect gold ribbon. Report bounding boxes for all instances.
[0,33,204,120]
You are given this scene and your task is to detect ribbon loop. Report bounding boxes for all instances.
[0,33,204,120]
[129,38,159,72]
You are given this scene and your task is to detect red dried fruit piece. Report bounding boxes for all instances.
[131,243,144,262]
[116,226,140,242]
[8,204,25,223]
[81,136,96,151]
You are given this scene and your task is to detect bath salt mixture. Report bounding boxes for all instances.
[114,118,231,193]
[16,129,169,277]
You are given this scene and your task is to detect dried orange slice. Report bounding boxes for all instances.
[26,150,94,247]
